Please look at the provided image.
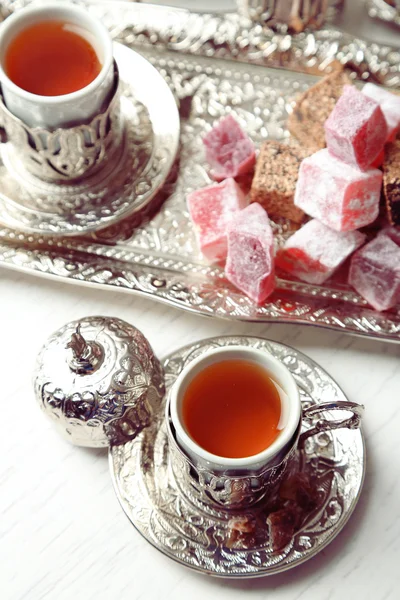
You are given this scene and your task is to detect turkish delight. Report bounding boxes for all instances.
[294,149,382,231]
[250,141,311,223]
[378,226,400,246]
[362,83,400,142]
[324,85,387,170]
[225,203,275,304]
[203,115,256,181]
[187,178,248,263]
[276,219,366,284]
[267,506,300,553]
[349,235,400,311]
[383,140,400,225]
[288,69,352,151]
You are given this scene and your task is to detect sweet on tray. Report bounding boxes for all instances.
[349,235,400,311]
[294,149,382,231]
[276,219,366,285]
[324,85,388,171]
[184,60,400,313]
[250,141,310,224]
[362,83,400,142]
[203,115,256,181]
[382,139,400,226]
[287,69,352,151]
[225,203,275,304]
[187,178,248,263]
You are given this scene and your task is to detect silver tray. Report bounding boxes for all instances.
[109,336,366,577]
[0,0,399,342]
[368,0,400,27]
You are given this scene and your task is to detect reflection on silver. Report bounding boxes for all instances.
[238,0,344,31]
[110,336,366,577]
[367,0,400,27]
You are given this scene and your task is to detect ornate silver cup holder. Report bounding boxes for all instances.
[109,336,366,578]
[0,42,180,236]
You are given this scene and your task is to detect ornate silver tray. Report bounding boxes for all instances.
[109,336,365,577]
[0,0,399,342]
[368,0,400,27]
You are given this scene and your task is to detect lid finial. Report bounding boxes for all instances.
[66,324,104,374]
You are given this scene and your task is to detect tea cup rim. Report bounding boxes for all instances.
[0,1,113,105]
[169,345,301,469]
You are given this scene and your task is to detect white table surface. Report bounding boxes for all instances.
[1,2,400,600]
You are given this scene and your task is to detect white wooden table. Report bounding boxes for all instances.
[1,2,400,599]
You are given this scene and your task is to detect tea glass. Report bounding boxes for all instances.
[0,1,114,128]
[0,2,120,183]
[167,346,363,509]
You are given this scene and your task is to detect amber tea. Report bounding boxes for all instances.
[182,359,284,459]
[4,20,101,96]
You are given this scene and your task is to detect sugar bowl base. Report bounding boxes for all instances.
[109,336,365,578]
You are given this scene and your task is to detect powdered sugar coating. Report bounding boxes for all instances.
[203,115,256,181]
[362,83,400,142]
[276,219,366,284]
[187,178,248,263]
[349,235,400,311]
[294,149,382,231]
[378,226,400,246]
[324,85,387,170]
[225,203,275,304]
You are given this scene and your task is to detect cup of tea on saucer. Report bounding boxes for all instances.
[167,345,363,509]
[0,1,122,182]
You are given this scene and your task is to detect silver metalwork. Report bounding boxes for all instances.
[0,42,180,235]
[167,397,362,509]
[168,416,300,509]
[0,1,399,341]
[367,0,400,27]
[238,0,344,32]
[0,62,121,183]
[33,316,165,448]
[109,336,366,577]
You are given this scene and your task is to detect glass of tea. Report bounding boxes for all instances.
[170,346,301,473]
[0,2,114,129]
[167,345,363,509]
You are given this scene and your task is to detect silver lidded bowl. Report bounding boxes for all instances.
[33,316,165,447]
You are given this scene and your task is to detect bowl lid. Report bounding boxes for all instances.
[33,315,165,447]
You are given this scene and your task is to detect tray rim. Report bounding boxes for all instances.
[1,243,399,344]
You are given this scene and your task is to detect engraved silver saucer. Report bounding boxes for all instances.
[0,42,180,236]
[109,336,365,578]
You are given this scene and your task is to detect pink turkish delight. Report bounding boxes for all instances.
[378,226,400,246]
[225,203,275,304]
[187,178,248,263]
[371,148,384,169]
[203,115,256,181]
[294,149,382,231]
[362,83,400,142]
[349,235,400,311]
[324,85,387,170]
[276,219,366,284]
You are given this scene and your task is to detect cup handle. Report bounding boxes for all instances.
[298,400,364,449]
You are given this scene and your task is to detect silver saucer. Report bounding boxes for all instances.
[109,336,365,578]
[0,43,180,236]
